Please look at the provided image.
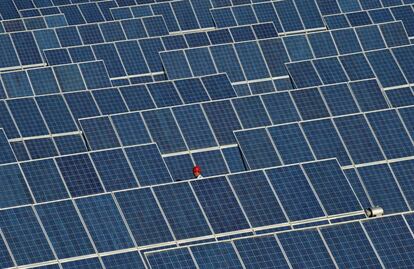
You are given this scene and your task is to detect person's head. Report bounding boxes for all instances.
[193,165,201,177]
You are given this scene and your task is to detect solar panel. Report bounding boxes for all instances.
[146,247,197,269]
[191,242,244,268]
[266,165,326,221]
[102,251,146,269]
[234,235,290,269]
[0,206,55,265]
[62,258,103,269]
[320,221,383,268]
[1,0,414,267]
[35,200,95,259]
[362,215,414,268]
[115,187,174,246]
[75,194,135,252]
[277,229,337,268]
[191,176,250,234]
[153,182,213,240]
[228,171,288,227]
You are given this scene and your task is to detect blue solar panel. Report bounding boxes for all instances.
[229,171,288,227]
[302,160,362,214]
[115,188,174,246]
[173,104,217,150]
[0,164,33,208]
[0,129,16,164]
[62,258,103,269]
[154,182,212,240]
[102,251,146,269]
[143,109,187,154]
[234,235,290,268]
[35,200,95,259]
[21,159,69,203]
[390,159,414,209]
[266,165,326,221]
[1,0,414,267]
[125,144,172,186]
[192,150,229,177]
[334,114,385,164]
[357,164,410,213]
[0,234,14,269]
[91,148,138,191]
[0,206,55,265]
[76,194,135,252]
[235,128,281,169]
[191,242,244,268]
[268,124,315,164]
[56,153,104,197]
[363,215,414,268]
[80,117,120,151]
[277,229,336,268]
[321,221,383,268]
[302,119,352,166]
[191,176,251,233]
[147,248,197,269]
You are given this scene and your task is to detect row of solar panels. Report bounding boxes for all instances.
[0,159,366,267]
[316,0,414,15]
[0,77,408,162]
[2,110,413,213]
[29,21,412,90]
[209,1,413,34]
[0,20,277,78]
[1,0,413,28]
[324,5,414,35]
[287,45,414,90]
[1,0,118,22]
[0,14,67,32]
[1,0,216,28]
[236,106,414,167]
[146,213,414,269]
[0,1,413,269]
[0,139,247,205]
[2,111,414,211]
[159,31,411,88]
[211,0,414,10]
[0,71,233,139]
[0,4,409,78]
[0,77,411,166]
[1,208,413,268]
[77,81,411,150]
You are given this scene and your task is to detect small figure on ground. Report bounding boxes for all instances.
[193,165,203,179]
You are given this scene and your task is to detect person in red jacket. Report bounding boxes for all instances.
[193,165,203,179]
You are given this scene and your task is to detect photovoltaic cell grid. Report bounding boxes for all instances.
[145,214,414,269]
[0,159,368,268]
[0,0,414,268]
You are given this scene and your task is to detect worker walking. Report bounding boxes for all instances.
[193,165,203,179]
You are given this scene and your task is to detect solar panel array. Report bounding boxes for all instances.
[0,0,413,268]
